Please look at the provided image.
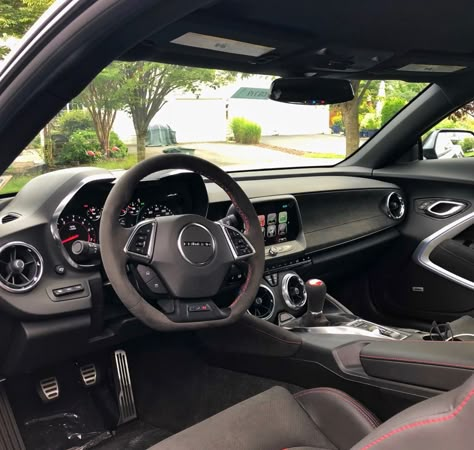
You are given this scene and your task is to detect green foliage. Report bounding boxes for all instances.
[59,129,128,164]
[0,0,53,58]
[461,137,474,152]
[230,117,262,144]
[109,131,128,158]
[361,113,381,130]
[55,110,94,138]
[26,134,41,149]
[434,116,474,131]
[381,97,407,126]
[60,130,101,164]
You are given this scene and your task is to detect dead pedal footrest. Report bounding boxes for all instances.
[113,350,137,425]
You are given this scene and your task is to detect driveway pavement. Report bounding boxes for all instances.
[144,142,342,168]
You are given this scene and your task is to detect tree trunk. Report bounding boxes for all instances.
[344,104,360,157]
[42,124,54,167]
[136,131,147,162]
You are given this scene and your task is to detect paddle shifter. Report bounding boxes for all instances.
[300,279,329,327]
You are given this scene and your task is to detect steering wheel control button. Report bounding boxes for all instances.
[188,304,211,312]
[178,223,216,266]
[136,264,157,283]
[221,224,256,260]
[125,220,156,261]
[146,278,167,294]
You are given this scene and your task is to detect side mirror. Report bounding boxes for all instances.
[269,77,354,105]
[422,129,474,159]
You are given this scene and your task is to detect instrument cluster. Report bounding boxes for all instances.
[58,194,182,257]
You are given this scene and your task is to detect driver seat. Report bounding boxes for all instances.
[148,374,474,450]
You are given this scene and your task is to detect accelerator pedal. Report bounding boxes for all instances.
[112,350,137,425]
[37,377,59,402]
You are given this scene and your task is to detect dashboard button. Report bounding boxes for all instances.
[55,265,65,275]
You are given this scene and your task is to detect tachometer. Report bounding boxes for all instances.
[58,215,97,253]
[141,204,174,219]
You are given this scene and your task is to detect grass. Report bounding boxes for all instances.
[465,151,474,157]
[303,152,344,159]
[0,175,35,195]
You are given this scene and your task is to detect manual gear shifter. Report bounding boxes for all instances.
[300,279,329,327]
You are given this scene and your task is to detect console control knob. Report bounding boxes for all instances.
[269,246,279,257]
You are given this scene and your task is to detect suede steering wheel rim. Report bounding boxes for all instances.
[99,154,265,331]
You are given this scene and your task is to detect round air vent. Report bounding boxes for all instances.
[248,285,275,320]
[385,192,406,220]
[0,242,43,293]
[282,273,307,310]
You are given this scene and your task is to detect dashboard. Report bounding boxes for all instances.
[0,166,406,373]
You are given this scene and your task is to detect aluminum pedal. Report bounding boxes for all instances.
[38,377,59,402]
[80,363,98,387]
[112,350,137,425]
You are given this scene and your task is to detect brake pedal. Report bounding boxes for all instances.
[112,349,137,425]
[38,377,59,402]
[80,363,98,387]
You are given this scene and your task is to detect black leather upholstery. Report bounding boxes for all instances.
[148,374,474,450]
[148,385,379,450]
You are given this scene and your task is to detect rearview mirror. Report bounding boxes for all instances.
[269,77,354,105]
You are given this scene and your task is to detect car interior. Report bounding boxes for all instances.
[0,0,474,449]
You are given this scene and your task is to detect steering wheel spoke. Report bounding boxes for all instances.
[123,219,157,263]
[218,222,256,261]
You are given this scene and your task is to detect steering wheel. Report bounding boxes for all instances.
[100,154,265,331]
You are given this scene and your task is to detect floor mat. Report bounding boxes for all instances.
[91,421,171,450]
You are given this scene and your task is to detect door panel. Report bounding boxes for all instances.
[368,159,474,323]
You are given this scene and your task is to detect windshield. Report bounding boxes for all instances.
[0,63,427,194]
[0,4,427,194]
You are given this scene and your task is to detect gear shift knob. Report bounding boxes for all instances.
[305,279,327,316]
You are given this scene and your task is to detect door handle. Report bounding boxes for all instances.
[426,200,467,218]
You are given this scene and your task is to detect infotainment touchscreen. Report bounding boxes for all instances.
[253,198,300,246]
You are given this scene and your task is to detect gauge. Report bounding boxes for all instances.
[141,204,174,220]
[58,215,97,254]
[127,199,143,216]
[85,205,102,222]
[119,208,127,217]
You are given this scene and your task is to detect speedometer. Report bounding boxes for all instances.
[141,204,174,220]
[58,215,97,254]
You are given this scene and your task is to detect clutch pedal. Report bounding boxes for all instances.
[112,350,137,425]
[80,363,98,387]
[37,377,59,402]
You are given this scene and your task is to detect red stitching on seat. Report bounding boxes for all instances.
[360,389,474,449]
[361,354,474,370]
[294,388,380,428]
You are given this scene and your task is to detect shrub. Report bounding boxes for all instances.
[361,113,381,130]
[381,97,407,126]
[461,137,474,152]
[109,131,128,158]
[60,130,101,164]
[230,117,262,144]
[55,110,94,138]
[59,130,128,164]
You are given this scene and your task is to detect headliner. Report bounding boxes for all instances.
[121,0,474,82]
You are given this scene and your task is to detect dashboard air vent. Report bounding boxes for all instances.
[248,285,275,320]
[1,213,21,224]
[385,192,406,220]
[282,273,307,310]
[0,242,43,293]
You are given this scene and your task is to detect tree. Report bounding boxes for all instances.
[120,62,236,161]
[77,63,125,157]
[339,80,375,156]
[0,0,53,58]
[381,97,407,126]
